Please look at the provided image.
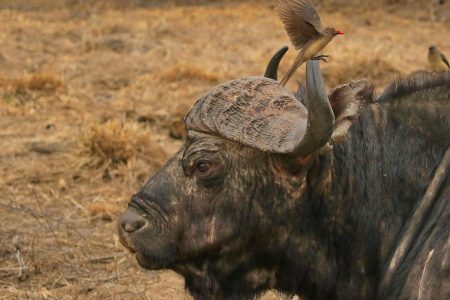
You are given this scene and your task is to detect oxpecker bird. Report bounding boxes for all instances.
[275,0,343,86]
[428,46,449,72]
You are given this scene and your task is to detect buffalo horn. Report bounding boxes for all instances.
[264,46,289,80]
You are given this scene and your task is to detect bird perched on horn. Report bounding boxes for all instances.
[428,46,449,72]
[274,0,343,86]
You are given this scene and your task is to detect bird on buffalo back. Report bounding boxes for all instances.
[428,45,449,72]
[274,0,343,86]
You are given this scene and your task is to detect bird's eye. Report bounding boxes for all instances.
[196,161,211,173]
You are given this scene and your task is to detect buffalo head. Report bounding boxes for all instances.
[117,59,362,298]
[117,46,450,299]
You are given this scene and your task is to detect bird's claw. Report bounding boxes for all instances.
[312,55,330,63]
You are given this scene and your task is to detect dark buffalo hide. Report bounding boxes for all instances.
[118,67,450,300]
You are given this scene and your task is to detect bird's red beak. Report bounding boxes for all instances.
[336,30,344,35]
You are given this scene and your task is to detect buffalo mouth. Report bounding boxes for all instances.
[132,239,178,270]
[118,217,177,270]
[134,251,170,270]
[118,234,137,254]
[119,233,178,270]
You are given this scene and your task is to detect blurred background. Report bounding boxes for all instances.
[0,0,449,299]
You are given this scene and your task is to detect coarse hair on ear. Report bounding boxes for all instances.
[295,79,374,144]
[328,80,374,144]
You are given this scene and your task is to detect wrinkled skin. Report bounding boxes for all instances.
[120,131,290,298]
[118,72,450,299]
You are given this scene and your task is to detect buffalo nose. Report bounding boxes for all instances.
[119,209,147,233]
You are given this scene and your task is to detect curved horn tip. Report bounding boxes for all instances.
[306,60,328,100]
[291,60,335,155]
[264,46,289,80]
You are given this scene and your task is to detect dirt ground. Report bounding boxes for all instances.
[0,0,449,299]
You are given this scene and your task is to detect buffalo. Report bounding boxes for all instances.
[118,48,450,299]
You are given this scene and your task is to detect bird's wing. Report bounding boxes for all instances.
[441,53,450,68]
[275,0,322,50]
[290,0,322,31]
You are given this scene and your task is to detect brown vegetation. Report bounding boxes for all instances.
[159,63,220,83]
[1,71,63,96]
[76,120,166,170]
[0,0,448,299]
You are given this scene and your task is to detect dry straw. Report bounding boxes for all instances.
[75,119,167,172]
[0,71,63,96]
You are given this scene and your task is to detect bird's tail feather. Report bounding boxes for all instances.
[279,61,301,87]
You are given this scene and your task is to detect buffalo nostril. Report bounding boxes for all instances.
[119,209,147,233]
[121,219,145,233]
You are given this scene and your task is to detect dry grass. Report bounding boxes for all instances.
[76,120,166,170]
[322,56,403,88]
[1,71,63,96]
[0,77,28,96]
[0,1,448,299]
[87,202,123,221]
[27,72,64,92]
[160,63,221,83]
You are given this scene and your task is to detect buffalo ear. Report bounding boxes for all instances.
[328,80,374,143]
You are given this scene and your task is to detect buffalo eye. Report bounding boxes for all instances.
[196,161,211,173]
[192,160,224,185]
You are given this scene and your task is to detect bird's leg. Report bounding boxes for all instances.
[312,55,330,63]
